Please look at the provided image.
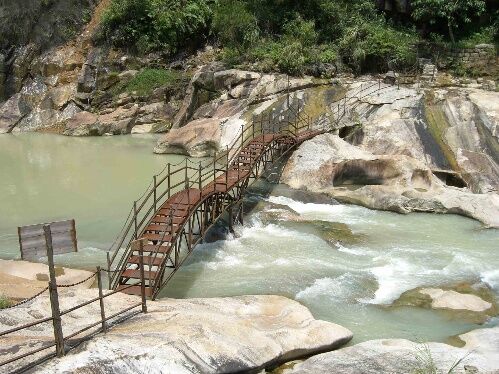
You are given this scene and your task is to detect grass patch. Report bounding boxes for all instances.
[123,68,186,97]
[0,295,12,309]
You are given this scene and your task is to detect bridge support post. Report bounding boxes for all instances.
[238,202,244,225]
[228,206,235,234]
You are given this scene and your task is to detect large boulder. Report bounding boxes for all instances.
[26,294,352,374]
[282,134,499,227]
[338,82,499,194]
[287,327,499,373]
[154,117,243,157]
[63,105,139,136]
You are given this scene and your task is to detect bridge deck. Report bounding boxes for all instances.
[117,130,323,297]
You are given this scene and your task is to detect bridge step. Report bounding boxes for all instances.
[150,216,184,224]
[133,243,172,254]
[142,232,173,242]
[128,255,164,267]
[145,224,176,232]
[122,269,157,280]
[117,285,153,297]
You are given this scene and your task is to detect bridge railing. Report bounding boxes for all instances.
[106,100,315,292]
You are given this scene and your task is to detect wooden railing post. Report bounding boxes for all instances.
[184,159,189,190]
[96,266,107,333]
[198,162,202,191]
[240,124,244,150]
[133,201,138,240]
[225,146,229,186]
[153,175,157,213]
[138,240,148,313]
[44,225,65,357]
[167,164,171,199]
[106,252,112,290]
[213,151,217,190]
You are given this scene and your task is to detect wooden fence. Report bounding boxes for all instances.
[0,240,148,373]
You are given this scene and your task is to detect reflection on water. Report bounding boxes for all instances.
[0,133,183,267]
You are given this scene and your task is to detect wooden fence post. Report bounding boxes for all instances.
[138,241,148,313]
[96,267,107,333]
[106,252,112,290]
[44,225,65,357]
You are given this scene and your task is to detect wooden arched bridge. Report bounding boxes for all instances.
[106,81,392,299]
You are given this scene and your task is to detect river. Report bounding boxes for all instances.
[1,133,498,344]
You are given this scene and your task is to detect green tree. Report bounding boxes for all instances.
[412,0,486,43]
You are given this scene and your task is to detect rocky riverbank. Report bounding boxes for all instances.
[279,79,499,227]
[2,283,499,373]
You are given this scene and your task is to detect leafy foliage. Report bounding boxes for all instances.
[412,0,486,43]
[101,0,496,75]
[102,0,214,54]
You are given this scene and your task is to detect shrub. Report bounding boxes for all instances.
[102,0,214,54]
[122,69,186,96]
[0,295,11,309]
[212,0,259,50]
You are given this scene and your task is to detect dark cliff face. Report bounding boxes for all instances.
[0,0,97,100]
[0,0,97,50]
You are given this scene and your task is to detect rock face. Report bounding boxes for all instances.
[155,66,332,156]
[0,0,97,98]
[31,295,352,374]
[335,81,499,195]
[286,327,499,374]
[282,133,499,227]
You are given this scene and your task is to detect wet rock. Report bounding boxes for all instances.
[33,295,353,374]
[420,288,492,312]
[287,328,499,374]
[393,285,498,324]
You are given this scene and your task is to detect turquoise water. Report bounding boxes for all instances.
[0,133,184,267]
[1,133,498,343]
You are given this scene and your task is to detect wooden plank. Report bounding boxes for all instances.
[20,220,74,238]
[19,219,78,260]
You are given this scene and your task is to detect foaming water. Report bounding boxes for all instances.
[162,193,499,343]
